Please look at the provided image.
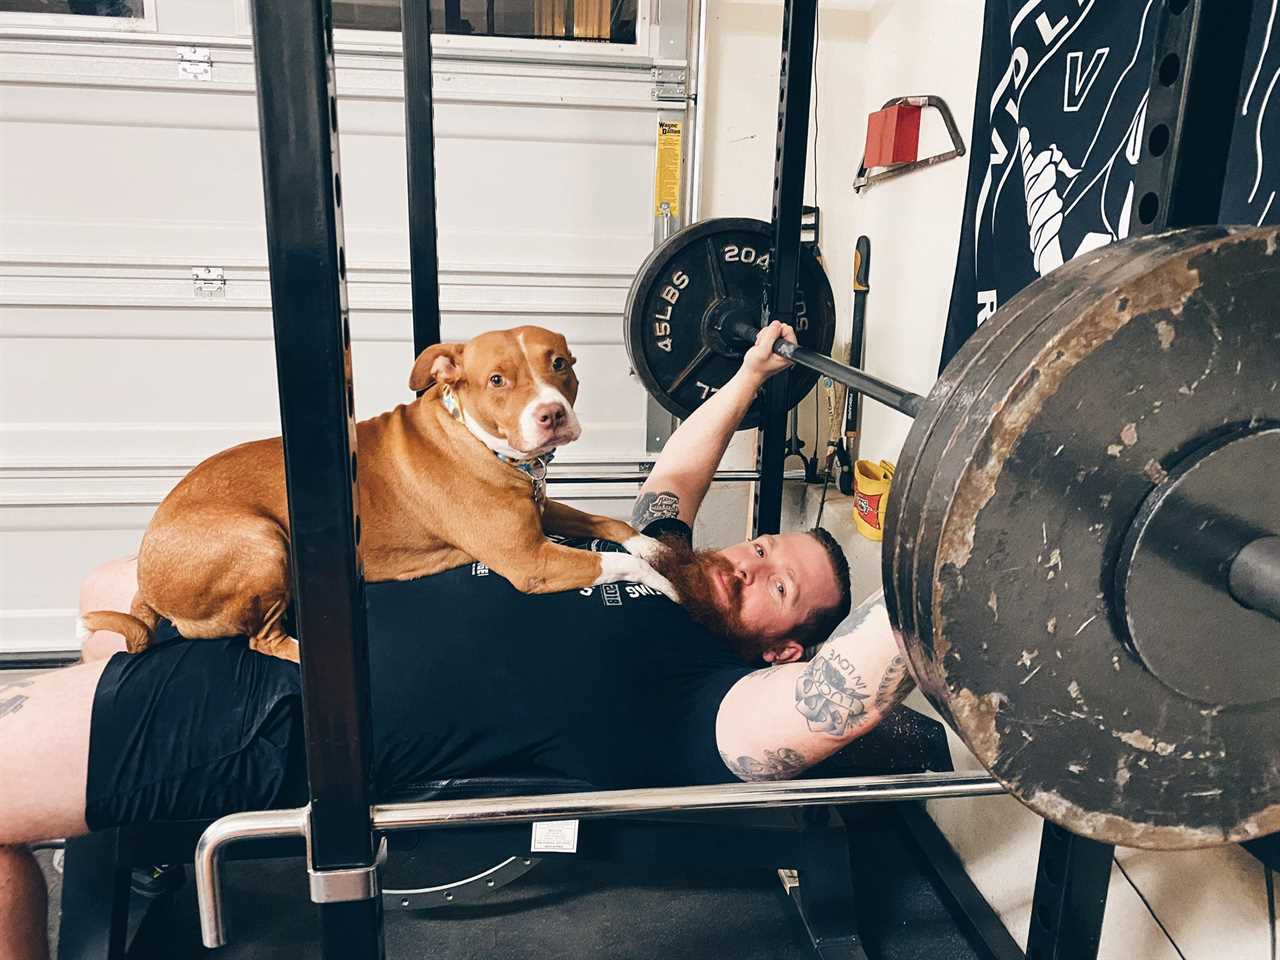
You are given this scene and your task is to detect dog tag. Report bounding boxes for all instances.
[530,819,579,853]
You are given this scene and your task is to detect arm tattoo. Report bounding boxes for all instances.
[873,654,913,712]
[794,649,871,736]
[720,747,807,782]
[631,490,681,529]
[0,679,34,721]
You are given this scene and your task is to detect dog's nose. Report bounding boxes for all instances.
[534,403,567,429]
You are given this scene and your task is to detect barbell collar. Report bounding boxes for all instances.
[723,319,924,418]
[1229,537,1280,626]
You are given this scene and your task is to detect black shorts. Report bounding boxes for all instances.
[85,631,308,831]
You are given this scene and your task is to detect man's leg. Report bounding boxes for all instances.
[0,660,108,960]
[79,556,137,662]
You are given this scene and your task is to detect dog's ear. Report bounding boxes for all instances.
[409,343,465,392]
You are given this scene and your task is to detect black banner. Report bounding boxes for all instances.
[942,0,1280,367]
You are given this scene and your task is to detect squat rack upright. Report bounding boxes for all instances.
[218,0,1250,957]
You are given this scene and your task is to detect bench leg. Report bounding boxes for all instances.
[782,807,869,960]
[57,831,131,960]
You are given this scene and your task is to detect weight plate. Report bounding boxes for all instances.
[890,226,1280,850]
[887,227,1233,706]
[624,218,837,428]
[884,229,1225,699]
[902,227,1235,715]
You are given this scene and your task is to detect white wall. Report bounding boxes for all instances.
[700,0,1277,956]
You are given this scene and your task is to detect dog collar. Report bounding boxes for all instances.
[440,384,554,501]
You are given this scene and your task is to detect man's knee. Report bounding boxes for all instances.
[81,631,125,663]
[78,555,137,660]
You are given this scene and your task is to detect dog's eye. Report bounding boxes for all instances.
[489,374,505,387]
[552,357,567,372]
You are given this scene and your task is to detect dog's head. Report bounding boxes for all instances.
[410,325,582,459]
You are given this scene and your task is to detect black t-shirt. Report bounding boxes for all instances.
[364,519,752,794]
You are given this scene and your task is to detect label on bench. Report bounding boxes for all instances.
[531,819,579,853]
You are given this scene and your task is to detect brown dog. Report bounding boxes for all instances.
[81,326,675,662]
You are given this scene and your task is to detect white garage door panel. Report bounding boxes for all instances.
[0,329,647,463]
[1,42,667,275]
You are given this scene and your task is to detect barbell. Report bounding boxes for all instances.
[625,218,1280,850]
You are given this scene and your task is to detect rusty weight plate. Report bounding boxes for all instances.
[885,226,1232,701]
[886,226,1280,849]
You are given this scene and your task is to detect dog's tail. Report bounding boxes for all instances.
[79,611,154,653]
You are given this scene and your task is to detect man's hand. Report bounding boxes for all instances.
[632,322,797,529]
[740,321,797,381]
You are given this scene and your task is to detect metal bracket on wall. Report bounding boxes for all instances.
[651,67,688,101]
[853,95,965,194]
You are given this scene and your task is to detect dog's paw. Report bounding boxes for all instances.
[640,568,680,604]
[622,533,666,563]
[595,553,680,603]
[74,616,91,642]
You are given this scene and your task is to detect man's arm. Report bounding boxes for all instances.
[714,591,914,781]
[631,321,797,530]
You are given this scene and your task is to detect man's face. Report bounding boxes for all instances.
[651,532,841,663]
[715,533,842,653]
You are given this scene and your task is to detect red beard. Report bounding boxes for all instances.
[648,535,764,663]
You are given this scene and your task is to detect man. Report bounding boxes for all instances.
[0,322,912,958]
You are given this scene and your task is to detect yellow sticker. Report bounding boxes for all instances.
[654,119,683,218]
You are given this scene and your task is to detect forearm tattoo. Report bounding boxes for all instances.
[0,678,34,721]
[631,490,681,529]
[720,747,807,782]
[794,649,871,736]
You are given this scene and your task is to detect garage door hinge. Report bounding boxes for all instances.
[650,67,686,101]
[178,47,212,82]
[192,266,225,298]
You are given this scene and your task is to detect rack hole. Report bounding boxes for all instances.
[351,451,358,484]
[1138,191,1160,224]
[338,246,347,279]
[1167,0,1189,13]
[355,514,362,544]
[1158,52,1180,86]
[1147,123,1171,157]
[329,96,338,132]
[334,173,343,208]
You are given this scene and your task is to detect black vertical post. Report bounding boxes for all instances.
[402,0,444,355]
[1024,823,1114,960]
[755,0,817,536]
[1129,0,1254,236]
[248,2,383,958]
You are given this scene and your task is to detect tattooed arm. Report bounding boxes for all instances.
[632,322,796,529]
[714,590,914,781]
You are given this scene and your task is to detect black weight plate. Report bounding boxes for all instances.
[901,227,1232,712]
[902,226,1280,849]
[886,227,1233,705]
[624,218,837,429]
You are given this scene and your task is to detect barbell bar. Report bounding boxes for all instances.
[720,317,924,418]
